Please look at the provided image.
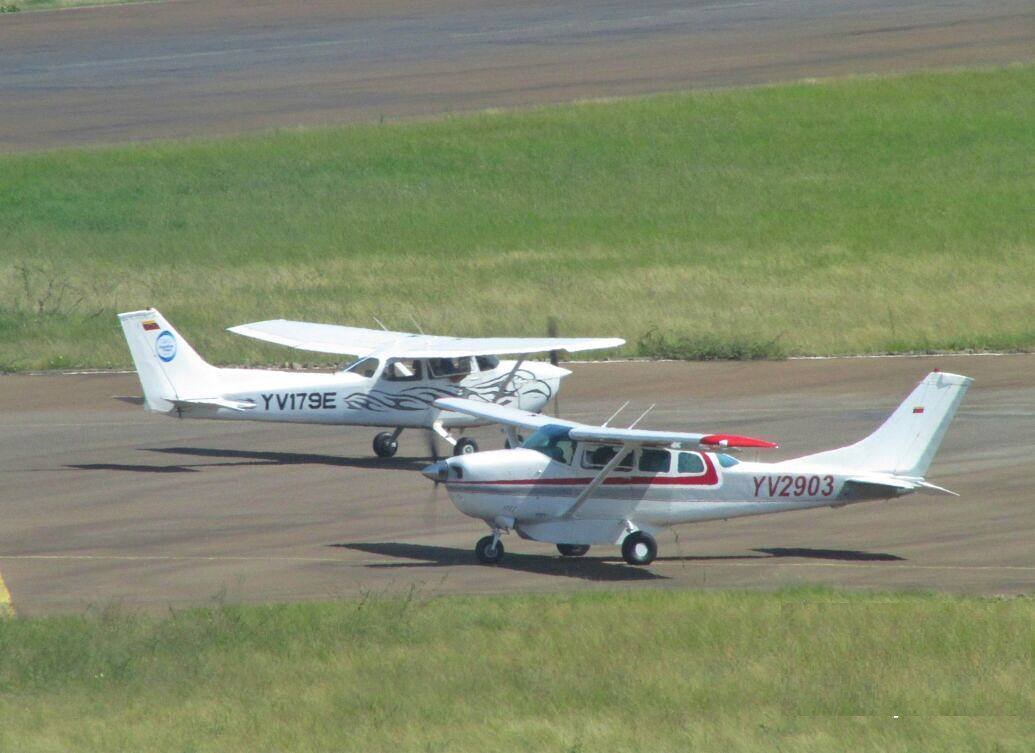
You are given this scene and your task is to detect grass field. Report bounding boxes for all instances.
[0,588,1031,752]
[1,65,1033,370]
[0,0,147,13]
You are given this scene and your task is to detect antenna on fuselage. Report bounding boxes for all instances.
[627,404,656,429]
[372,316,389,332]
[407,313,426,335]
[602,401,630,427]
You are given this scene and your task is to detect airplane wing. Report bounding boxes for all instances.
[434,397,579,432]
[435,397,776,450]
[228,319,624,358]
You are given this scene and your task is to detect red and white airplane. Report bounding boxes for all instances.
[422,371,971,565]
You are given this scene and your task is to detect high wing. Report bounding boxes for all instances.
[228,319,624,358]
[434,397,777,451]
[434,397,580,432]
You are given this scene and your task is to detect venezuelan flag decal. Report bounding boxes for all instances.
[142,320,160,331]
[912,406,925,414]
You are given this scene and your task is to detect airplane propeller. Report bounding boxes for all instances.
[424,429,440,460]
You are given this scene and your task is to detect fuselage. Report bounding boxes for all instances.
[434,445,906,544]
[157,359,568,429]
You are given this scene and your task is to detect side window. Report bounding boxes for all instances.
[677,452,705,474]
[581,444,633,471]
[428,357,473,379]
[384,358,423,382]
[346,357,380,378]
[638,448,671,473]
[476,355,500,372]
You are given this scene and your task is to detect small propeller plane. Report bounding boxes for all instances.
[422,371,971,565]
[117,309,623,457]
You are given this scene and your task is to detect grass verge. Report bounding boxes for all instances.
[1,588,1032,752]
[0,0,149,12]
[1,65,1033,370]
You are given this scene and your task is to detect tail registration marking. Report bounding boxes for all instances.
[753,475,834,498]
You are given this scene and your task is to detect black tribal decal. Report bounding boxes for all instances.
[339,369,552,412]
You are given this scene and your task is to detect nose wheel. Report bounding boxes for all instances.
[621,531,657,566]
[557,543,590,557]
[475,534,504,564]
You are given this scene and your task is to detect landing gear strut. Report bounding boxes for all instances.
[372,428,402,458]
[557,543,590,557]
[431,421,479,457]
[621,531,657,566]
[475,533,504,564]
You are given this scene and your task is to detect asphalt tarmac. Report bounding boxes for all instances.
[1,355,1032,614]
[2,0,1032,151]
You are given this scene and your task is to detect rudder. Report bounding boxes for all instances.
[795,371,972,477]
[117,309,221,412]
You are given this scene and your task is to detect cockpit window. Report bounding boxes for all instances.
[716,453,740,468]
[677,452,706,474]
[638,448,671,473]
[346,357,380,378]
[581,444,633,471]
[384,358,422,381]
[428,357,472,379]
[475,355,500,372]
[522,424,578,465]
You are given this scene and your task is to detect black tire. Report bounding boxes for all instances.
[373,432,398,458]
[621,531,657,566]
[475,535,504,564]
[453,437,479,456]
[557,543,590,557]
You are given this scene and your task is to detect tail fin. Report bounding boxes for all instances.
[117,309,223,412]
[795,371,972,477]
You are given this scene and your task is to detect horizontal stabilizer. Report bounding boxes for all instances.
[229,319,624,358]
[170,397,255,412]
[843,475,956,498]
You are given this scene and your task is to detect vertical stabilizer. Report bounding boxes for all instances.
[117,309,223,412]
[794,371,972,477]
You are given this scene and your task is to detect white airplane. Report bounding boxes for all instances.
[117,308,623,457]
[422,371,971,565]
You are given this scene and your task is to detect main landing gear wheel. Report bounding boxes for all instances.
[453,437,479,456]
[621,532,657,566]
[372,432,399,458]
[557,543,590,557]
[475,535,504,564]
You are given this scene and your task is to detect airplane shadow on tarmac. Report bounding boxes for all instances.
[339,542,904,582]
[64,447,430,473]
[338,542,667,582]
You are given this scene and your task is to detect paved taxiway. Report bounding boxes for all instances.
[2,0,1032,150]
[0,355,1032,614]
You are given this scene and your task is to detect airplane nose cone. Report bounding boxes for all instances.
[421,460,449,483]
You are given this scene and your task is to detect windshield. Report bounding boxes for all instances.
[716,453,740,468]
[345,357,379,377]
[522,425,578,465]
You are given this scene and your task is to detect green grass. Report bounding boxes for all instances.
[0,588,1031,752]
[0,0,150,13]
[1,65,1033,370]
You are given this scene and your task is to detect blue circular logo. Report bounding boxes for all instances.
[155,330,177,362]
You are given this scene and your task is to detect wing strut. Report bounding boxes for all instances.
[562,443,633,519]
[493,356,526,403]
